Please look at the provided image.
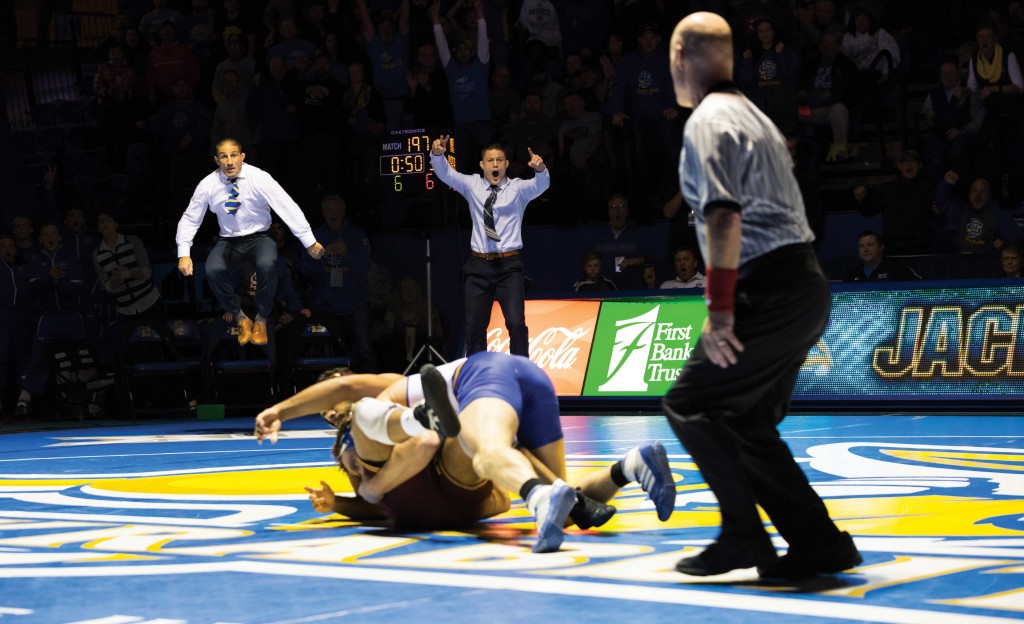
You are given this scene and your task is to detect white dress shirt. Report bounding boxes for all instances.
[430,153,549,253]
[660,271,705,289]
[175,163,316,257]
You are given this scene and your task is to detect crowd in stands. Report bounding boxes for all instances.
[2,0,1024,419]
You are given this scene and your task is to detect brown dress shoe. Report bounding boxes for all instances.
[252,320,268,345]
[237,318,253,345]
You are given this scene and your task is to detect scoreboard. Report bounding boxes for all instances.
[379,128,456,195]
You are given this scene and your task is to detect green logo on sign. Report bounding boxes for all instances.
[583,297,708,396]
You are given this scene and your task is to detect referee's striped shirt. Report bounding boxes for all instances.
[680,91,814,268]
[92,233,160,315]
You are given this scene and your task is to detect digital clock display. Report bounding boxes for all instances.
[379,152,426,175]
[379,128,455,195]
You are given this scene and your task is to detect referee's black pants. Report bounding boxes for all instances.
[463,255,528,357]
[663,244,843,557]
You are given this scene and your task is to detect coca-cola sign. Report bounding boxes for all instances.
[487,300,601,395]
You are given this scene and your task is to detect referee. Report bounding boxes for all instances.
[662,13,861,582]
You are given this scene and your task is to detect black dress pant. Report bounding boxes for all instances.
[663,243,842,554]
[463,254,528,357]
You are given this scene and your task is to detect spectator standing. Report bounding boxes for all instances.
[145,20,199,107]
[732,0,798,46]
[340,62,387,214]
[214,0,260,60]
[246,56,300,189]
[432,0,493,175]
[267,18,317,70]
[16,223,84,416]
[294,53,346,218]
[300,196,375,373]
[606,23,681,208]
[487,64,519,136]
[920,58,985,181]
[516,0,561,59]
[558,91,605,216]
[212,37,257,105]
[555,0,607,58]
[211,69,256,149]
[851,150,937,255]
[93,43,145,172]
[405,42,452,128]
[151,79,212,216]
[356,0,412,130]
[737,18,800,133]
[178,0,217,70]
[967,23,1024,198]
[139,0,182,45]
[0,235,34,418]
[503,89,557,180]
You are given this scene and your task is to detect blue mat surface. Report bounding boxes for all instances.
[0,413,1022,623]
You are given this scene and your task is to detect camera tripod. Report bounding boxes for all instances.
[403,231,447,374]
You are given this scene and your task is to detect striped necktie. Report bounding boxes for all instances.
[225,177,240,215]
[483,184,501,241]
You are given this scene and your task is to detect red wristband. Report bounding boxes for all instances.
[705,267,737,312]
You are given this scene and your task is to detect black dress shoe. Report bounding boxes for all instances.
[676,540,778,577]
[758,531,862,582]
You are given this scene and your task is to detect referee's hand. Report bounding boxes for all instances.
[307,242,325,259]
[701,312,743,368]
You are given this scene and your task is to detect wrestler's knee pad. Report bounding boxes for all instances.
[353,397,402,445]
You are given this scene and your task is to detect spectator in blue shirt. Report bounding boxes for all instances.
[432,0,493,174]
[606,23,681,211]
[300,195,376,373]
[935,170,1024,254]
[356,0,411,131]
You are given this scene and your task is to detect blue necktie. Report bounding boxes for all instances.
[225,177,240,215]
[484,184,501,241]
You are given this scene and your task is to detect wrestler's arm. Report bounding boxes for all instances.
[332,493,389,520]
[478,488,512,519]
[305,477,388,521]
[255,373,404,442]
[375,376,410,404]
[357,432,441,504]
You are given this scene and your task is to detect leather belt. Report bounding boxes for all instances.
[471,249,521,260]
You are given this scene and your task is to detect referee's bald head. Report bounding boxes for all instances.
[670,12,733,108]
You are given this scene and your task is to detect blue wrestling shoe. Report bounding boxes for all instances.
[533,479,577,553]
[415,363,461,438]
[635,441,676,521]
